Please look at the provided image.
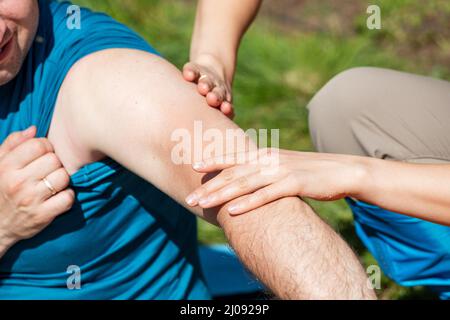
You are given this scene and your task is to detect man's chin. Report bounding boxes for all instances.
[0,49,23,86]
[0,70,18,86]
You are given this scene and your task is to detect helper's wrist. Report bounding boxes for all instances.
[347,156,376,200]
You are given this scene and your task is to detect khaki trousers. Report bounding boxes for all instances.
[308,67,450,164]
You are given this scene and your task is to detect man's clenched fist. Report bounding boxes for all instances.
[0,126,74,258]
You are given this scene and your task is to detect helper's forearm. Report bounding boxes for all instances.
[218,196,376,299]
[358,159,450,225]
[190,0,262,82]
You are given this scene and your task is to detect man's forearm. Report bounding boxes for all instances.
[64,49,376,299]
[190,0,262,82]
[218,196,375,299]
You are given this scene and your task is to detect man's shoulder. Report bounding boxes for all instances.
[47,49,168,174]
[61,48,172,107]
[27,2,158,135]
[37,1,157,68]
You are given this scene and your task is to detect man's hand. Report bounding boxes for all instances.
[0,126,75,258]
[183,54,234,118]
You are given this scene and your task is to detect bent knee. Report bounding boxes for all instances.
[308,67,384,136]
[308,67,378,116]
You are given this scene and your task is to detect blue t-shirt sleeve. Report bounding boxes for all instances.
[33,0,159,137]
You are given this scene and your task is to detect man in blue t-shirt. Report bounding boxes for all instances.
[0,0,376,299]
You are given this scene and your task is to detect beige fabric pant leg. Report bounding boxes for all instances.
[307,67,450,164]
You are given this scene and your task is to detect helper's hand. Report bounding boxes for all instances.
[185,148,370,215]
[0,126,75,255]
[183,54,234,118]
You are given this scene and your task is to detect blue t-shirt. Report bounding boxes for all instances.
[0,0,210,300]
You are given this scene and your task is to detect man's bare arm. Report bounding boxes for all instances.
[56,49,375,299]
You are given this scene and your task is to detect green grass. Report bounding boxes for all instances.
[72,0,449,299]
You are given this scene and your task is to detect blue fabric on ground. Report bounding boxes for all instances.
[347,198,450,300]
[199,244,264,297]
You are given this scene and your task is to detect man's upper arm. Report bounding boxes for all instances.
[59,49,374,299]
[62,49,253,223]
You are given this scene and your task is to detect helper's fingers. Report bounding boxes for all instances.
[0,126,36,159]
[197,74,215,96]
[36,167,71,201]
[186,163,261,206]
[182,62,201,82]
[225,91,233,103]
[206,86,226,108]
[221,87,234,118]
[197,171,276,209]
[220,101,234,118]
[227,179,295,215]
[192,149,260,173]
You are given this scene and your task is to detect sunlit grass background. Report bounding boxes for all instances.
[73,0,450,299]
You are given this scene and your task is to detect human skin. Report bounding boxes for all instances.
[44,48,376,299]
[0,0,39,85]
[187,149,450,226]
[0,0,74,259]
[183,0,262,117]
[0,128,74,259]
[184,0,450,226]
[0,1,375,299]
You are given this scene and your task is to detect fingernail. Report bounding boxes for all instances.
[228,204,241,214]
[185,194,198,206]
[193,162,204,170]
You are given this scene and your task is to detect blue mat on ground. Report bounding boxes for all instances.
[198,244,264,297]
